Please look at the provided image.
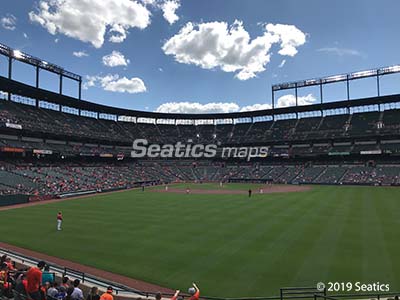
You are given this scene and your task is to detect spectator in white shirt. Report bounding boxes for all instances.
[71,279,84,300]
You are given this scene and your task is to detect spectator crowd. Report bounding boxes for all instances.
[0,255,201,300]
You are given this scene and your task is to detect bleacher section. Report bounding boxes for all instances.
[3,161,400,197]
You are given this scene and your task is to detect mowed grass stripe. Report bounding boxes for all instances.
[0,185,399,297]
[361,190,395,284]
[185,193,313,293]
[291,187,351,286]
[249,187,336,290]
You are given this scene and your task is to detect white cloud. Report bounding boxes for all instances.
[140,0,157,5]
[102,51,130,67]
[276,93,316,108]
[265,24,306,56]
[1,14,17,30]
[73,50,89,57]
[317,47,364,57]
[102,76,146,93]
[155,94,315,114]
[108,24,127,43]
[83,76,97,90]
[29,0,151,48]
[161,0,180,25]
[54,38,59,43]
[240,103,272,112]
[162,20,306,80]
[84,74,146,94]
[156,102,240,114]
[278,59,286,68]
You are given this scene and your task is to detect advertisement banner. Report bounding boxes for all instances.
[1,147,24,153]
[5,123,22,130]
[360,150,382,155]
[33,149,53,155]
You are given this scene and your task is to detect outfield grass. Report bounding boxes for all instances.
[0,184,399,297]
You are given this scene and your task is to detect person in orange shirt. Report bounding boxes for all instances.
[155,289,180,300]
[188,283,200,300]
[100,286,114,300]
[26,261,46,300]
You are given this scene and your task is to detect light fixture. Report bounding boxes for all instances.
[13,49,23,59]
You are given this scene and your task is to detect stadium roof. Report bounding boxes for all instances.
[1,75,400,120]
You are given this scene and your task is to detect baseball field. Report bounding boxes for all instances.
[0,183,399,297]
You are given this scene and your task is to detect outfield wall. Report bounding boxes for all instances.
[0,194,29,206]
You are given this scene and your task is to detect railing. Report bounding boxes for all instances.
[0,247,144,297]
[280,287,326,300]
[314,293,400,300]
[63,267,85,283]
[1,247,399,300]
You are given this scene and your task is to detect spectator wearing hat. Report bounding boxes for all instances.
[71,279,84,300]
[26,261,46,300]
[100,286,114,300]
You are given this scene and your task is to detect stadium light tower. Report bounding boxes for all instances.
[271,64,400,115]
[0,42,82,105]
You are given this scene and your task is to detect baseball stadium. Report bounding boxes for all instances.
[0,2,399,300]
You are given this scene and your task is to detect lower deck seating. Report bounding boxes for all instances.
[2,160,400,196]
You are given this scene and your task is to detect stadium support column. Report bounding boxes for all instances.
[59,74,63,95]
[319,82,323,104]
[377,74,381,111]
[271,87,275,121]
[346,75,350,114]
[36,66,40,88]
[35,66,39,107]
[8,56,12,79]
[319,82,323,116]
[295,83,298,119]
[7,56,12,100]
[376,74,380,97]
[78,79,82,100]
[271,88,275,109]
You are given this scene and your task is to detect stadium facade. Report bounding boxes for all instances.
[1,43,400,198]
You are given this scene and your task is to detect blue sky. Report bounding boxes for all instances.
[1,0,400,113]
